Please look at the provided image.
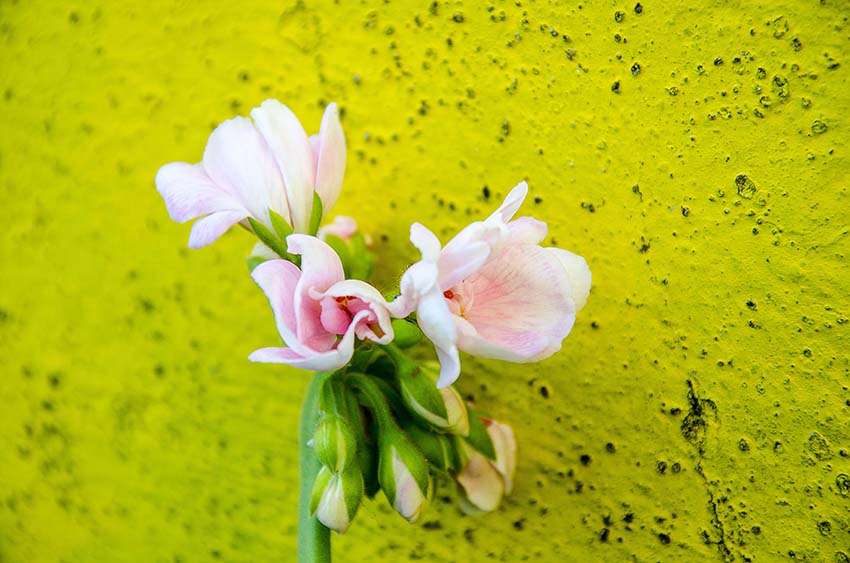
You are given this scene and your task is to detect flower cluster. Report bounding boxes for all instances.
[156,100,591,533]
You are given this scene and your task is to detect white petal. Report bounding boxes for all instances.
[155,162,245,223]
[200,115,288,226]
[486,181,528,224]
[187,209,249,249]
[251,100,316,233]
[314,102,346,214]
[410,222,442,262]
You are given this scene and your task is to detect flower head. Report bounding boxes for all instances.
[249,234,393,372]
[155,99,345,248]
[390,182,591,387]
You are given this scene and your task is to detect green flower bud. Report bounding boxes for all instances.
[404,423,461,473]
[313,414,357,473]
[378,429,431,523]
[399,363,469,436]
[309,465,364,534]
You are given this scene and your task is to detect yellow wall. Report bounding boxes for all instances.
[1,1,848,561]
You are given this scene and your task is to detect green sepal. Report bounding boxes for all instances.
[346,390,380,499]
[465,407,496,460]
[247,217,288,259]
[377,427,431,504]
[384,346,448,420]
[269,208,294,240]
[309,192,324,237]
[309,465,333,516]
[340,463,364,522]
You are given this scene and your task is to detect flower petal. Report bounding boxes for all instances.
[287,234,345,351]
[321,279,394,345]
[416,289,461,388]
[187,209,249,249]
[410,222,442,262]
[250,258,307,354]
[200,115,288,226]
[456,451,504,512]
[504,216,548,246]
[437,235,491,290]
[486,181,528,224]
[251,100,316,233]
[486,420,517,495]
[314,102,346,214]
[456,244,576,361]
[249,308,369,371]
[155,162,245,223]
[548,248,592,313]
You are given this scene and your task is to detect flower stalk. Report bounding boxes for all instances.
[298,372,332,563]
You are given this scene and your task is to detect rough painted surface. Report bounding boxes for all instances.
[1,1,848,561]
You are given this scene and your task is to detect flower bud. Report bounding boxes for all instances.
[310,465,364,534]
[390,318,423,348]
[399,363,469,436]
[456,418,517,513]
[403,423,461,473]
[378,430,431,523]
[313,414,357,473]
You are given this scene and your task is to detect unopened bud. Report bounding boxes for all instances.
[456,418,517,513]
[404,423,461,473]
[391,318,423,348]
[313,414,357,472]
[399,363,469,436]
[378,430,431,523]
[310,465,364,534]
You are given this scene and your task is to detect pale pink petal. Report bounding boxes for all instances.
[309,133,320,156]
[486,181,528,224]
[250,259,310,355]
[155,162,246,223]
[319,296,351,335]
[416,289,461,388]
[251,100,316,233]
[314,103,346,214]
[548,248,592,313]
[504,216,548,245]
[200,116,288,226]
[410,222,442,262]
[388,260,439,318]
[322,279,394,345]
[287,234,345,351]
[188,209,250,249]
[456,245,576,361]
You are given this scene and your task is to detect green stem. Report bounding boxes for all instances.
[298,372,332,563]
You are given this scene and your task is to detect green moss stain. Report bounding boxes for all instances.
[1,1,848,561]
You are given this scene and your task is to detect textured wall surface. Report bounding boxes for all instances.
[1,1,848,561]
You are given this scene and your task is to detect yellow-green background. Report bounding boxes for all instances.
[1,0,848,561]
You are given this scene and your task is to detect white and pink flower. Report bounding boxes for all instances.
[456,418,517,513]
[391,182,591,388]
[249,234,393,372]
[155,99,345,248]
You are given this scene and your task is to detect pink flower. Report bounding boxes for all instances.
[155,99,345,248]
[318,216,359,242]
[391,182,591,387]
[456,418,517,513]
[249,234,393,371]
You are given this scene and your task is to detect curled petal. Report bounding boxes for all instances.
[410,222,442,262]
[250,259,306,354]
[486,420,517,495]
[314,102,346,214]
[416,289,461,388]
[249,309,372,371]
[321,279,394,345]
[251,100,316,232]
[287,234,345,352]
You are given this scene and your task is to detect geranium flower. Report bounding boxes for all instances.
[391,182,591,387]
[155,99,345,248]
[249,234,393,371]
